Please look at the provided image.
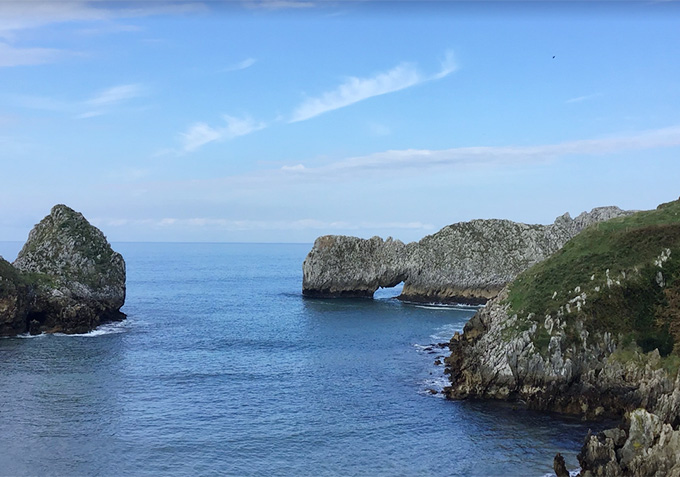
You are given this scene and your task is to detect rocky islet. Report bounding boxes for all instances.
[302,206,632,304]
[0,204,126,336]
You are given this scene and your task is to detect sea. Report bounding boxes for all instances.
[0,242,606,476]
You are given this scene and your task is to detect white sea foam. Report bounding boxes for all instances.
[54,321,130,337]
[540,470,580,477]
[11,320,130,339]
[409,302,483,311]
[430,323,463,342]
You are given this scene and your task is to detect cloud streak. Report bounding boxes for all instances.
[289,51,457,123]
[279,125,680,177]
[566,93,602,104]
[224,57,257,72]
[12,83,146,118]
[94,216,434,232]
[180,115,266,152]
[0,42,68,67]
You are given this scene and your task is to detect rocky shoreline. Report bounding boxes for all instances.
[302,206,631,304]
[442,198,680,476]
[303,198,680,475]
[0,205,126,336]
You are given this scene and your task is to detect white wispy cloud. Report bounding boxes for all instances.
[224,58,257,72]
[289,51,457,123]
[180,115,266,152]
[0,1,205,39]
[0,42,68,67]
[0,1,204,69]
[279,125,680,177]
[95,216,434,232]
[566,93,602,104]
[12,83,146,118]
[243,0,318,10]
[78,83,145,117]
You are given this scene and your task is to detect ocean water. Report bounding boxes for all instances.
[0,242,605,476]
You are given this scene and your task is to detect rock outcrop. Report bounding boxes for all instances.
[303,206,632,303]
[0,205,126,335]
[577,408,680,476]
[0,257,30,336]
[442,198,680,475]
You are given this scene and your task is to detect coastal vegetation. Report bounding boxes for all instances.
[507,198,680,357]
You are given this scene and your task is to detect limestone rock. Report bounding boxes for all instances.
[302,206,631,303]
[578,409,680,476]
[302,235,408,298]
[12,204,126,334]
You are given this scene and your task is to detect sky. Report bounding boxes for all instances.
[1,0,680,243]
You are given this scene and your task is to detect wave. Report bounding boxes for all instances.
[405,301,484,311]
[13,320,130,339]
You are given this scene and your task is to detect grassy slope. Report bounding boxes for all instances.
[507,198,680,356]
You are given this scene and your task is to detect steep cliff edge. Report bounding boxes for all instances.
[303,206,631,303]
[0,205,126,335]
[443,198,680,475]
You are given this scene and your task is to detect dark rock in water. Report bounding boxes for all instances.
[0,257,29,336]
[10,204,126,335]
[28,319,41,336]
[302,207,631,304]
[554,452,569,477]
[434,359,442,366]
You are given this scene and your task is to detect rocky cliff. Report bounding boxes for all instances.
[303,206,631,303]
[443,198,680,475]
[0,205,125,335]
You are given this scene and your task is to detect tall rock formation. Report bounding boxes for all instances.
[303,206,631,304]
[0,204,126,335]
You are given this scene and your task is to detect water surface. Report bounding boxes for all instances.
[0,242,602,476]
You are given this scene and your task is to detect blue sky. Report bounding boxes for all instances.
[1,1,679,243]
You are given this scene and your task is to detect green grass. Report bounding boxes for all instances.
[507,198,680,356]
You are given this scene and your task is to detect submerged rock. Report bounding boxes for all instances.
[302,207,631,304]
[8,204,126,335]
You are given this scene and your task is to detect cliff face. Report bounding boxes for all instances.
[443,198,680,475]
[303,206,631,303]
[0,205,126,335]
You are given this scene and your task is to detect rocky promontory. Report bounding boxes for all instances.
[0,205,126,335]
[443,198,680,475]
[303,206,631,304]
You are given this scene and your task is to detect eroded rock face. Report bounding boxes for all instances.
[444,287,679,420]
[302,206,632,303]
[302,236,409,298]
[578,408,680,476]
[0,257,29,336]
[11,204,126,334]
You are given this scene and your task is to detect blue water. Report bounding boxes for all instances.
[0,242,602,476]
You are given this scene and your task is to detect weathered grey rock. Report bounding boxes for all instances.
[302,207,631,303]
[577,409,680,476]
[302,235,409,298]
[0,257,29,336]
[444,286,678,420]
[12,204,126,334]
